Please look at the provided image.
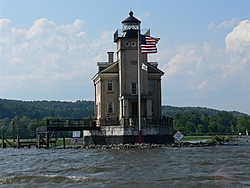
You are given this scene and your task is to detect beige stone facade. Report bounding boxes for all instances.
[92,12,164,126]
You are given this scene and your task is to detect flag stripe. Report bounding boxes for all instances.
[141,35,160,54]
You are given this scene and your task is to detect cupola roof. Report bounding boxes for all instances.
[122,11,141,24]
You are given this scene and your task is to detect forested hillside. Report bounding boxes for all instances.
[0,99,249,138]
[0,99,94,119]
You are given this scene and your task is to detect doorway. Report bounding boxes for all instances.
[131,102,138,118]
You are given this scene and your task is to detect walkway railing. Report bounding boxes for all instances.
[96,116,173,127]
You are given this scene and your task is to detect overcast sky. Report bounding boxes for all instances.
[0,0,249,115]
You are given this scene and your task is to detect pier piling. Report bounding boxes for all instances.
[17,135,20,148]
[2,136,6,148]
[63,137,66,149]
[46,132,49,148]
[37,133,41,149]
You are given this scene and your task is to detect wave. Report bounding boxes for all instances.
[0,174,105,185]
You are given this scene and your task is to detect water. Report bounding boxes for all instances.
[0,144,250,188]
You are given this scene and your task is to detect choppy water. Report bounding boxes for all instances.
[0,144,250,188]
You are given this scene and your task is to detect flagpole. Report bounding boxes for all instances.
[138,30,142,143]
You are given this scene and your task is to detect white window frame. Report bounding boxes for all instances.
[107,80,113,92]
[107,102,114,114]
[131,83,137,95]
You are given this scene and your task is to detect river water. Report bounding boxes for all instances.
[0,144,250,188]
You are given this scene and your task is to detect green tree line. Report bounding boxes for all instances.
[0,99,94,139]
[0,99,249,138]
[0,99,94,119]
[172,110,249,136]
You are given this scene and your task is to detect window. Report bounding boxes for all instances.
[107,80,113,92]
[125,41,130,47]
[131,42,136,47]
[148,80,154,92]
[108,102,114,114]
[132,83,137,95]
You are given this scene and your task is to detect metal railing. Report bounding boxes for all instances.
[114,29,150,42]
[46,118,96,127]
[95,116,173,127]
[45,116,173,129]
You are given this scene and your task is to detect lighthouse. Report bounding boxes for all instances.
[84,11,174,145]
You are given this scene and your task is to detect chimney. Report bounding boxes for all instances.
[107,52,114,62]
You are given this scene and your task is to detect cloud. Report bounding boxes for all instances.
[26,18,56,39]
[222,20,250,78]
[225,20,250,53]
[198,80,208,90]
[217,18,239,29]
[160,19,250,114]
[0,18,11,33]
[161,44,203,80]
[207,18,239,31]
[0,18,115,98]
[139,12,149,21]
[161,20,250,87]
[0,17,249,114]
[0,19,27,45]
[207,21,215,30]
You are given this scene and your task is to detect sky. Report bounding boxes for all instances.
[0,0,250,115]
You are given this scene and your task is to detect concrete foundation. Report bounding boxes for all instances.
[83,125,174,145]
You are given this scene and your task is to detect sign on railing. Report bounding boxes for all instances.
[71,138,82,144]
[72,131,80,138]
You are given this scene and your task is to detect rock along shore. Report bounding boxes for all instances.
[54,142,214,149]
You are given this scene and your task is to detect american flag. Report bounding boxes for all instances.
[141,35,160,54]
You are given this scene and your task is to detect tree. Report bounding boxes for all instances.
[0,99,249,137]
[237,115,250,134]
[27,120,39,138]
[19,116,31,138]
[208,122,218,134]
[185,121,196,134]
[196,124,206,134]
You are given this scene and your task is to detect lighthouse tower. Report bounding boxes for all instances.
[85,11,173,145]
[116,11,156,120]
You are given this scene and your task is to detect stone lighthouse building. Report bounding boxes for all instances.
[84,11,173,145]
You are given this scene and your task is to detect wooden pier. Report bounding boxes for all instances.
[1,118,100,149]
[1,136,36,148]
